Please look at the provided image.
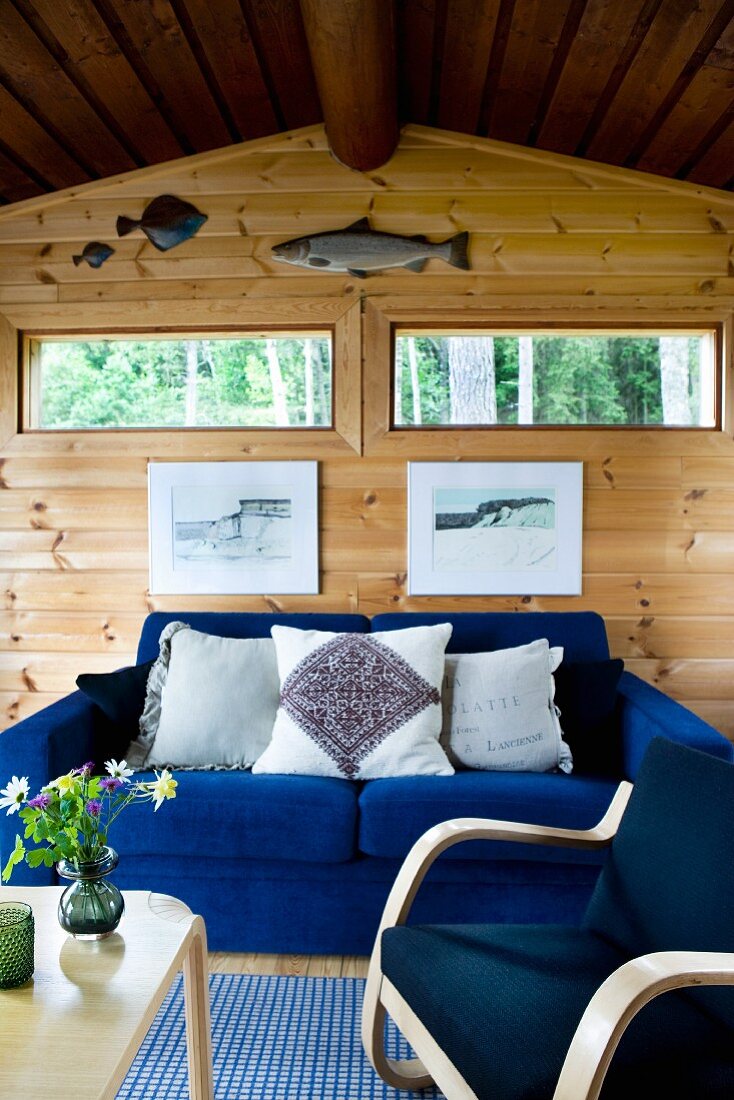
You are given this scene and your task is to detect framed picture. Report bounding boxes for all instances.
[408,461,583,596]
[148,461,318,595]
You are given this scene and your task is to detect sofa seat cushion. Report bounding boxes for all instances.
[358,771,619,863]
[125,771,359,863]
[381,923,734,1099]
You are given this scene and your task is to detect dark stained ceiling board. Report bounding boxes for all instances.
[0,0,733,197]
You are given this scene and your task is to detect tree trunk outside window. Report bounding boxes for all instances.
[659,337,691,425]
[265,338,289,426]
[518,336,533,424]
[449,335,497,424]
[184,340,198,426]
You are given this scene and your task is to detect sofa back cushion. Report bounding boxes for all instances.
[137,612,370,663]
[371,612,610,662]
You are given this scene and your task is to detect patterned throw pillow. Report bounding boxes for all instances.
[442,640,573,773]
[253,623,454,779]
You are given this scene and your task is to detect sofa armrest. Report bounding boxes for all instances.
[618,671,733,780]
[0,691,99,885]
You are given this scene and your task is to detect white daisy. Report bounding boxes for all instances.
[105,758,134,782]
[0,775,29,816]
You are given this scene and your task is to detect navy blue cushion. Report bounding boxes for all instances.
[136,612,370,663]
[123,771,359,863]
[358,771,618,863]
[584,737,734,1030]
[76,660,154,741]
[382,923,734,1099]
[554,659,624,776]
[371,612,610,661]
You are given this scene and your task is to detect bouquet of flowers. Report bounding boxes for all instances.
[1,759,177,882]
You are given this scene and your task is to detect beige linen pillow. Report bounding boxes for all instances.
[127,624,279,769]
[442,640,572,773]
[253,623,454,779]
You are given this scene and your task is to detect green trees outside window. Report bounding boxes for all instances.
[394,332,716,428]
[33,335,333,430]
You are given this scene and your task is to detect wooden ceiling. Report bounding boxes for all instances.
[1,0,734,204]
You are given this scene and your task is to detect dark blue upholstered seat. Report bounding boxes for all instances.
[358,771,618,864]
[380,739,734,1098]
[124,770,359,863]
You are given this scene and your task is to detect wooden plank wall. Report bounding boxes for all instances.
[1,124,734,738]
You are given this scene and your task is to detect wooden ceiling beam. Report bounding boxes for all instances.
[298,0,399,172]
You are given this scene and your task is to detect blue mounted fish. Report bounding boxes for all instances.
[271,218,470,277]
[116,194,207,252]
[72,241,115,268]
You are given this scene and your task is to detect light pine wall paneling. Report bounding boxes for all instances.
[1,128,734,738]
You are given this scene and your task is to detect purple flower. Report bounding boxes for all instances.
[80,761,96,776]
[85,799,102,817]
[27,793,51,811]
[99,777,122,793]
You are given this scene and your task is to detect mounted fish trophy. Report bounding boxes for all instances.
[116,195,208,252]
[271,218,470,278]
[72,242,115,268]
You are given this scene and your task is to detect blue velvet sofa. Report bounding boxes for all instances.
[1,611,731,954]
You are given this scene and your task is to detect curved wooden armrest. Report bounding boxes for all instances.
[553,950,734,1100]
[362,780,633,1082]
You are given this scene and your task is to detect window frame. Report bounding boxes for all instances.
[391,322,722,433]
[363,299,732,455]
[23,327,336,434]
[2,298,361,456]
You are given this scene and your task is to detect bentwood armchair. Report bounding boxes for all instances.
[362,738,734,1099]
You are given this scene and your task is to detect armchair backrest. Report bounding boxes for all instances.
[583,736,734,1028]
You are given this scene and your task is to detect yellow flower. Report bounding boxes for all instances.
[54,772,78,795]
[150,769,177,811]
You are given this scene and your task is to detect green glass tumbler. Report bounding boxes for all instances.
[0,902,34,989]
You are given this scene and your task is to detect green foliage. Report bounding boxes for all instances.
[395,334,706,426]
[39,337,333,429]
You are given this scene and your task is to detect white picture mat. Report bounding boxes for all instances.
[408,461,583,596]
[149,461,318,594]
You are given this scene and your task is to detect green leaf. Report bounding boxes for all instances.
[1,836,25,883]
[26,848,48,869]
[54,832,74,859]
[42,849,54,868]
[24,822,36,840]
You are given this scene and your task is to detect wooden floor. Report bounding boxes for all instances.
[209,952,369,978]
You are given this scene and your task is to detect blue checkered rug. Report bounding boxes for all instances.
[117,973,444,1099]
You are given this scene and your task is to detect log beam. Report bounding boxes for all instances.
[298,0,398,172]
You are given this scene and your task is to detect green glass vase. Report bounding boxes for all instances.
[56,846,125,940]
[0,901,34,989]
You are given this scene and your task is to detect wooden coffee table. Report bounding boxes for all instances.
[0,887,213,1099]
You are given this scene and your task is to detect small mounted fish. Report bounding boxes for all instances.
[271,218,470,278]
[116,194,207,252]
[72,241,115,268]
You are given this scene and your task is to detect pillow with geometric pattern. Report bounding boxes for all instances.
[253,623,454,780]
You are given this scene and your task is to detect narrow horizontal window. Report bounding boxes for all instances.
[26,333,333,430]
[393,329,718,428]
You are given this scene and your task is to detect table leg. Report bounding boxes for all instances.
[183,916,213,1100]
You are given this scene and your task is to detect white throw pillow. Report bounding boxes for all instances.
[253,623,454,779]
[126,624,280,769]
[442,640,572,773]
